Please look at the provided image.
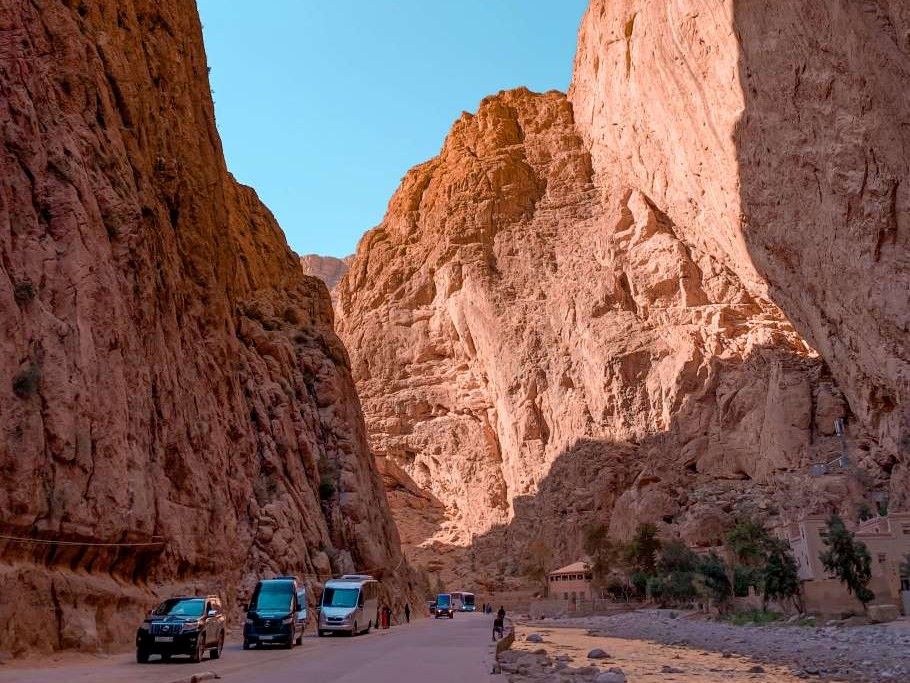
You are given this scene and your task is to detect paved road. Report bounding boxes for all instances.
[0,613,495,683]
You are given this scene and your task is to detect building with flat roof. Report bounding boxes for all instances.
[546,561,593,602]
[788,512,910,614]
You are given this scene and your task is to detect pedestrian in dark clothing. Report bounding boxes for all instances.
[492,615,504,640]
[497,606,506,620]
[404,603,411,623]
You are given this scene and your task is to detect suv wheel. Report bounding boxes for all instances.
[243,639,252,650]
[192,634,207,663]
[210,632,224,659]
[136,648,149,664]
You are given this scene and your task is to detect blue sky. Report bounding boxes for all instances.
[198,1,588,258]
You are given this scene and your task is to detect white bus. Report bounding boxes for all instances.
[317,575,380,637]
[451,591,476,612]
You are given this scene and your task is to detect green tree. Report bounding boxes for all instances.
[525,540,552,595]
[761,539,802,610]
[623,523,661,575]
[819,514,875,607]
[583,524,617,596]
[696,551,732,609]
[725,518,773,567]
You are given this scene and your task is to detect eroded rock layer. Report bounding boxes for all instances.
[337,1,908,587]
[0,0,411,653]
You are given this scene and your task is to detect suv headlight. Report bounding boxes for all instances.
[139,623,150,632]
[182,621,200,633]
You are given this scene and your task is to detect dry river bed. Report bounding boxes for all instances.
[501,610,910,683]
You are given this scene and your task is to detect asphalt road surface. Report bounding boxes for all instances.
[0,613,496,683]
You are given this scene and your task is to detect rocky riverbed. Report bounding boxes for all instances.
[498,610,910,682]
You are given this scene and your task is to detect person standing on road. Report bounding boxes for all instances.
[404,603,411,623]
[497,605,505,620]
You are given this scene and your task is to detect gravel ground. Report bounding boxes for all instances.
[499,610,910,682]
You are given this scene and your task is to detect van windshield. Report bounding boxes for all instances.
[250,582,293,612]
[322,587,359,608]
[436,594,451,608]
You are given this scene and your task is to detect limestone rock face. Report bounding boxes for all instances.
[570,0,910,504]
[338,2,908,585]
[0,1,411,653]
[300,254,352,292]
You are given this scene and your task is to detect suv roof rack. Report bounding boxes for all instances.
[272,575,298,581]
[339,574,375,580]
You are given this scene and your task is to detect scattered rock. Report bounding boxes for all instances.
[747,665,765,673]
[595,668,627,683]
[526,633,544,643]
[587,648,610,659]
[661,664,684,673]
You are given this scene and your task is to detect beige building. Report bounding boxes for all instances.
[788,512,910,614]
[546,561,593,602]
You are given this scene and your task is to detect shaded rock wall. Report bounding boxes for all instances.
[0,0,411,653]
[338,1,908,585]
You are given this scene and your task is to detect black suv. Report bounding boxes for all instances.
[243,576,308,649]
[136,595,225,663]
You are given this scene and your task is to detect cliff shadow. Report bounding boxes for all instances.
[730,0,910,506]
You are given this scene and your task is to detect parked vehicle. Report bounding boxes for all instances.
[136,595,225,663]
[434,593,454,618]
[243,576,308,649]
[451,591,476,612]
[317,574,379,636]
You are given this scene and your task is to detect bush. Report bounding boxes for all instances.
[697,552,732,606]
[630,571,649,597]
[318,476,335,500]
[725,609,781,626]
[762,539,801,607]
[726,518,773,567]
[733,566,758,597]
[12,363,40,399]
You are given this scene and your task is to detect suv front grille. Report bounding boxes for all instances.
[150,622,182,636]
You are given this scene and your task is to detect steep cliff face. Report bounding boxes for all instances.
[300,254,352,292]
[0,0,410,653]
[337,2,907,586]
[570,0,910,505]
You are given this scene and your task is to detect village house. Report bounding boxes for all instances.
[788,512,910,615]
[546,561,593,603]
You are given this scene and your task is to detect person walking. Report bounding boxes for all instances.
[497,605,506,620]
[404,603,411,623]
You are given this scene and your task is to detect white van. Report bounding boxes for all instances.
[317,575,380,636]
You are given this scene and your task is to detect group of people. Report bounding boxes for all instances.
[376,602,411,628]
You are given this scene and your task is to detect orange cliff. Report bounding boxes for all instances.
[0,1,415,653]
[334,1,909,587]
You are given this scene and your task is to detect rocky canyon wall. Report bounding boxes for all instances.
[0,0,412,653]
[336,1,908,586]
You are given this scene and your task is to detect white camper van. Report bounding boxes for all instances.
[317,575,380,637]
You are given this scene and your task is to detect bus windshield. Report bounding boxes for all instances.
[323,587,359,608]
[250,582,293,612]
[463,594,475,607]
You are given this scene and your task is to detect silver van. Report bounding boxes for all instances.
[317,575,379,636]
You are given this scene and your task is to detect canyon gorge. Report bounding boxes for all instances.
[325,0,910,589]
[1,0,908,658]
[0,0,415,654]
